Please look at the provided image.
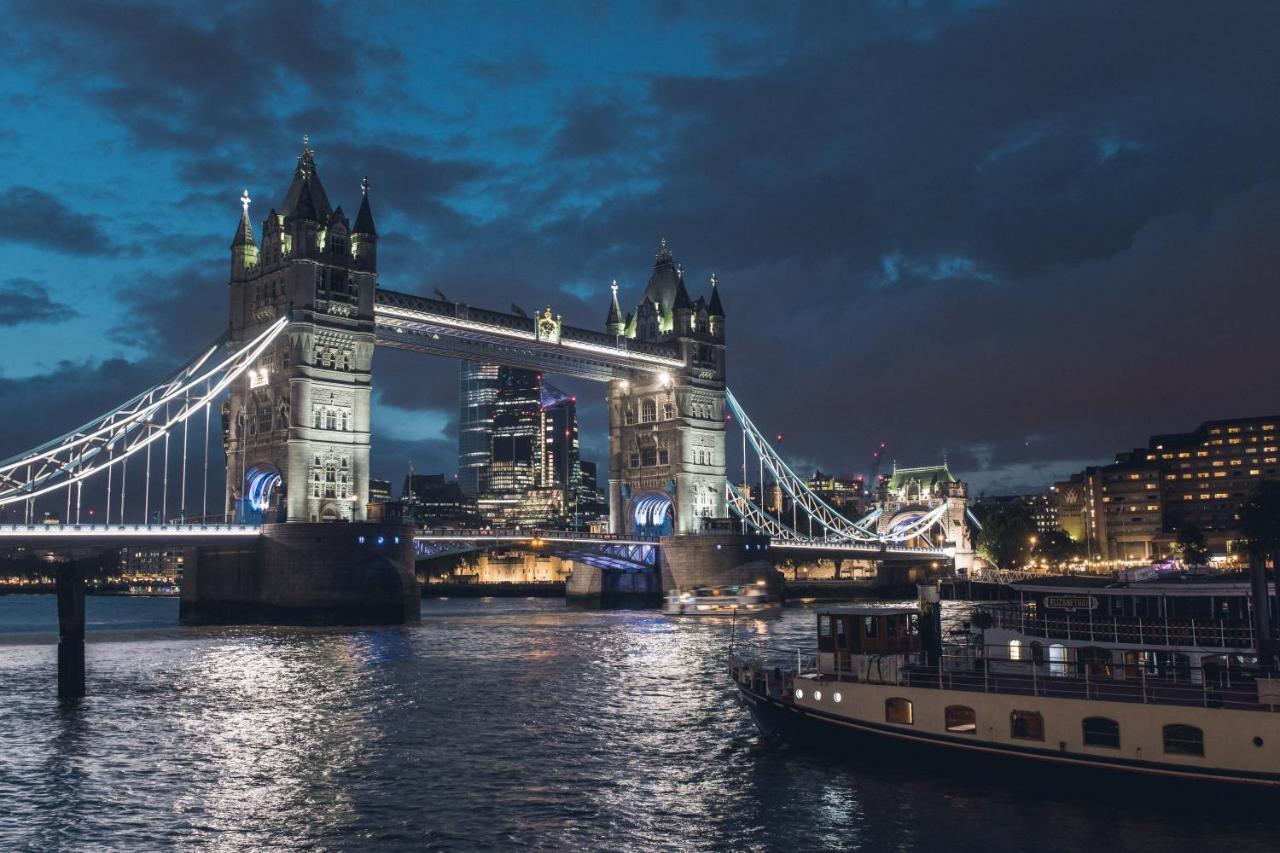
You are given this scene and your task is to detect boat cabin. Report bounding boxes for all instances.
[817,606,921,677]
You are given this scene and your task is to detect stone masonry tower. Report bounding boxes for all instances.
[607,241,727,536]
[224,138,378,523]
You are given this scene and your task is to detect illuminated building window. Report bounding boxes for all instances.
[1264,425,1276,431]
[1196,451,1209,457]
[1250,469,1261,476]
[945,706,977,734]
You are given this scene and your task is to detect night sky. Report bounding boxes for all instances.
[2,1,1278,498]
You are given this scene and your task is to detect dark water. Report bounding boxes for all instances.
[1,596,1277,851]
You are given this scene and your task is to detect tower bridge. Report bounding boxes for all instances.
[0,141,973,623]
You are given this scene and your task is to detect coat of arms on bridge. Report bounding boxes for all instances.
[536,307,562,344]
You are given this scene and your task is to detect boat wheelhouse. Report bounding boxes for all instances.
[663,584,780,617]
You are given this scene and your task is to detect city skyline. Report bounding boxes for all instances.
[1,2,1278,497]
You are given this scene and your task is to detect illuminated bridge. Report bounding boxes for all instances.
[0,140,973,624]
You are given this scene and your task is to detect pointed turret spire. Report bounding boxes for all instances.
[231,189,255,247]
[352,176,377,236]
[673,269,692,311]
[281,133,333,220]
[708,272,724,316]
[606,279,623,333]
[230,189,259,279]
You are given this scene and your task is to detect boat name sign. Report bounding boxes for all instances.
[1044,595,1097,611]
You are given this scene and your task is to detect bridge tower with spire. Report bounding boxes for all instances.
[606,240,728,537]
[225,138,380,524]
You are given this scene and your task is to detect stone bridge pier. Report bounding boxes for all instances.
[566,530,780,606]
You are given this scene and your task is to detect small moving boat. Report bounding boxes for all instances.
[664,584,780,617]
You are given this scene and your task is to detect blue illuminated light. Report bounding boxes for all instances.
[377,536,385,545]
[245,464,282,512]
[358,535,365,544]
[394,536,400,544]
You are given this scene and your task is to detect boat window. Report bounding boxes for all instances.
[863,616,878,638]
[1163,724,1204,757]
[1048,644,1068,676]
[885,698,913,725]
[1082,717,1120,749]
[835,617,847,649]
[1010,710,1044,741]
[945,705,976,734]
[819,615,832,637]
[1009,640,1022,661]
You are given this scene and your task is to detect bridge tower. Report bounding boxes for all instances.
[224,139,378,523]
[607,242,727,536]
[876,462,975,568]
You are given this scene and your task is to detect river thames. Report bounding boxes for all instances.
[1,596,1277,851]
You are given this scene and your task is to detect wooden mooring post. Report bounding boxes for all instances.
[56,560,85,700]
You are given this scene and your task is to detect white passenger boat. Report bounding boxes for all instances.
[664,584,780,617]
[730,585,1280,788]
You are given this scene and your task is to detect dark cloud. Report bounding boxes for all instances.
[0,188,119,256]
[6,0,1280,500]
[0,279,78,326]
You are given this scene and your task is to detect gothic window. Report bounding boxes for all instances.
[313,484,320,497]
[325,465,336,483]
[629,452,640,469]
[341,352,351,371]
[340,412,349,431]
[341,458,348,469]
[663,401,674,420]
[625,407,635,425]
[641,447,657,467]
[325,411,337,430]
[314,455,322,466]
[641,400,657,423]
[658,448,670,466]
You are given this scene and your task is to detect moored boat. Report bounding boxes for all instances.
[730,586,1280,788]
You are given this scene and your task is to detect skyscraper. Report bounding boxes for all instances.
[488,367,543,497]
[541,382,582,521]
[458,361,500,496]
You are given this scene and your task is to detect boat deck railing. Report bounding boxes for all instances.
[730,644,1280,713]
[987,607,1255,650]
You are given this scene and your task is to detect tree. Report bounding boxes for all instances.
[1174,523,1210,566]
[976,504,1036,569]
[1239,481,1280,672]
[1034,528,1083,565]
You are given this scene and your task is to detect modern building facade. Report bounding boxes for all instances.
[457,361,501,496]
[1054,414,1280,561]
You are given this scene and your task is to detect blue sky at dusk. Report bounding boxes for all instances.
[1,0,1278,497]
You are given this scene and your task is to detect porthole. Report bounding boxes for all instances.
[813,691,822,701]
[1254,736,1265,748]
[794,688,804,699]
[833,692,842,703]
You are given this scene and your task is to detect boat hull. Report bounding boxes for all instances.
[734,681,1280,791]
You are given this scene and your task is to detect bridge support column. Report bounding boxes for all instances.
[180,522,419,625]
[56,560,85,700]
[565,560,661,608]
[659,532,780,596]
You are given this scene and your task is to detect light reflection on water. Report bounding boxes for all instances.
[0,596,1277,851]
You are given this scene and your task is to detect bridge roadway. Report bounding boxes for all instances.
[0,523,262,546]
[0,523,947,563]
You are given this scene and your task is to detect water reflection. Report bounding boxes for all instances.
[0,596,1278,851]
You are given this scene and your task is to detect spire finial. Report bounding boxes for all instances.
[660,237,667,252]
[240,189,251,217]
[361,176,369,196]
[611,279,618,296]
[711,272,718,288]
[676,263,684,279]
[303,133,310,152]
